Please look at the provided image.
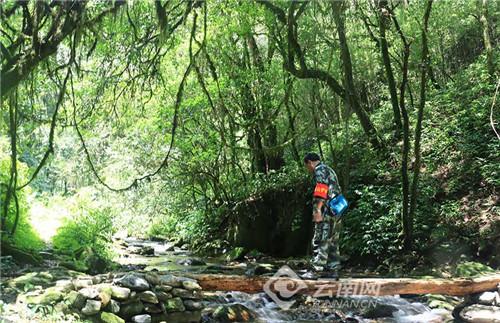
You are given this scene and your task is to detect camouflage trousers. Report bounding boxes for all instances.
[311,214,342,271]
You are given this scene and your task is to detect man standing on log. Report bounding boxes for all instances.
[302,153,342,280]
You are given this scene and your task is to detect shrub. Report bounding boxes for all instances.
[52,188,116,272]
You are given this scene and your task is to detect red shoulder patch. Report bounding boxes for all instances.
[313,183,328,199]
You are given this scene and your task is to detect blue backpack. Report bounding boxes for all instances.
[328,194,348,217]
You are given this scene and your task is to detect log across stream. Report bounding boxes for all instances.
[186,273,500,297]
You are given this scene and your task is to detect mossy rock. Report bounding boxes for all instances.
[454,261,495,277]
[8,272,52,289]
[26,287,63,305]
[65,290,86,310]
[164,297,185,312]
[101,311,125,323]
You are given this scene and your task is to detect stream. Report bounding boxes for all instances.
[115,237,454,322]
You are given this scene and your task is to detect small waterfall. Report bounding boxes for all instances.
[203,292,451,322]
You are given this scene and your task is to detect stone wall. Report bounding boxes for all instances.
[18,271,204,323]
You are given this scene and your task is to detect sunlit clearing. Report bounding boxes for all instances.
[28,195,70,242]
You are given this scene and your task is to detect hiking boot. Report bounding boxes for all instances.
[300,270,319,280]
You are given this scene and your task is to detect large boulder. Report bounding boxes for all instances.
[78,287,100,299]
[115,273,150,291]
[111,286,131,300]
[81,299,102,316]
[119,300,145,319]
[158,274,183,288]
[138,291,159,304]
[478,291,500,306]
[459,304,500,322]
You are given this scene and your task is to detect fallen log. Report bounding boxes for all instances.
[185,273,500,297]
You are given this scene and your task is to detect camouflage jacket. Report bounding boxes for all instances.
[313,162,341,202]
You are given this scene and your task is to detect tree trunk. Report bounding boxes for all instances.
[185,273,500,297]
[378,0,403,138]
[478,0,495,78]
[332,0,383,151]
[407,0,433,250]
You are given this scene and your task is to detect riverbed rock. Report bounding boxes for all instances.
[8,272,52,289]
[478,291,500,306]
[79,287,100,299]
[55,279,74,292]
[177,258,206,266]
[139,246,155,256]
[154,290,173,301]
[460,304,500,322]
[183,300,203,310]
[73,278,93,289]
[158,274,183,287]
[132,314,152,323]
[427,294,460,310]
[138,291,159,304]
[212,304,257,322]
[361,303,398,319]
[172,288,202,299]
[182,280,202,291]
[54,301,70,314]
[100,311,125,323]
[111,286,131,300]
[164,297,185,312]
[119,300,145,319]
[144,303,163,314]
[26,287,64,305]
[81,299,101,316]
[96,284,113,306]
[144,272,161,286]
[65,290,86,310]
[115,273,150,291]
[104,299,121,314]
[156,311,200,323]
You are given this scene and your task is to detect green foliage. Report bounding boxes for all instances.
[454,261,495,277]
[341,184,402,263]
[51,188,116,270]
[0,138,44,252]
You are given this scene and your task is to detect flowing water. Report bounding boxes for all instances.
[116,238,454,322]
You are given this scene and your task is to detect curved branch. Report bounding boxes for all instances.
[71,11,201,192]
[17,67,71,190]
